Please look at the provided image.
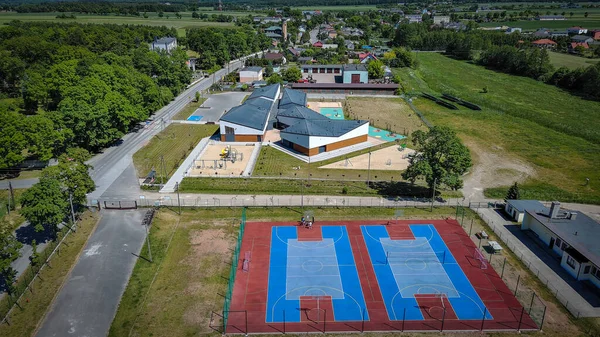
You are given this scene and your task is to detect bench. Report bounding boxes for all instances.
[242,251,251,272]
[488,241,503,254]
[478,231,489,239]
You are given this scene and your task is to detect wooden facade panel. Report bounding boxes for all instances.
[325,134,368,152]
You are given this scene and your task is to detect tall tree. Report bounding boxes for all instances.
[282,66,302,82]
[505,182,521,201]
[20,177,69,234]
[402,126,472,191]
[367,59,385,79]
[0,223,23,295]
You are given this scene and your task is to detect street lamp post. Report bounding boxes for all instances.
[430,177,437,212]
[69,192,76,232]
[367,151,371,186]
[176,181,181,215]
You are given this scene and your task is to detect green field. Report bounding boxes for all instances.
[292,5,379,11]
[132,124,218,180]
[172,98,207,120]
[395,53,600,204]
[478,14,600,30]
[548,51,600,69]
[0,12,235,34]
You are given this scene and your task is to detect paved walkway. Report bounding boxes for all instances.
[473,207,600,317]
[35,210,147,337]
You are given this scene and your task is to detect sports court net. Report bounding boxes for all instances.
[386,251,446,264]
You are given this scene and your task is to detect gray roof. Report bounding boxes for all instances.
[279,88,307,109]
[507,200,548,213]
[245,97,273,110]
[572,35,592,42]
[281,119,368,137]
[301,64,343,69]
[241,66,263,72]
[265,26,282,31]
[277,106,328,120]
[343,64,367,72]
[248,84,280,101]
[526,208,600,267]
[266,33,283,38]
[220,104,270,131]
[298,57,313,61]
[154,37,176,44]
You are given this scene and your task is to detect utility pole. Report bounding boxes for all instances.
[8,181,14,211]
[69,192,76,232]
[145,220,153,262]
[367,151,372,186]
[430,177,437,212]
[160,155,165,186]
[176,182,181,215]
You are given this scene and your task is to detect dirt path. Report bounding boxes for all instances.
[462,140,535,201]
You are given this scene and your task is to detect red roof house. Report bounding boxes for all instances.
[312,41,323,48]
[568,42,589,53]
[532,39,557,48]
[592,30,600,41]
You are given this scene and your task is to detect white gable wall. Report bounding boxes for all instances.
[308,123,369,148]
[220,120,265,136]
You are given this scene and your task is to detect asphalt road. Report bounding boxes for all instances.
[35,209,147,337]
[0,178,39,189]
[84,51,264,202]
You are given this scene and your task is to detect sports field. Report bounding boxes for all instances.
[226,219,536,333]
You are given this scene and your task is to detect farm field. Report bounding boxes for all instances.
[394,53,600,204]
[0,12,236,33]
[108,207,598,337]
[478,15,600,30]
[548,51,600,69]
[345,97,427,136]
[292,5,379,11]
[132,124,218,180]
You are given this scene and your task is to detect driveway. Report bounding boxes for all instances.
[35,209,147,337]
[187,92,248,123]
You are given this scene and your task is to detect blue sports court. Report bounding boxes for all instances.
[361,224,492,321]
[266,226,368,323]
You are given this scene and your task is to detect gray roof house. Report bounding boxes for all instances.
[279,88,308,109]
[522,201,600,289]
[572,35,594,43]
[150,37,177,53]
[505,199,548,223]
[281,119,368,137]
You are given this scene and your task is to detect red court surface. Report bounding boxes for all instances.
[225,219,538,334]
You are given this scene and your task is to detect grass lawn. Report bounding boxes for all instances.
[0,12,236,30]
[0,211,99,337]
[345,97,428,136]
[548,51,600,70]
[132,124,218,179]
[108,206,596,337]
[0,189,26,230]
[394,53,600,204]
[171,98,207,120]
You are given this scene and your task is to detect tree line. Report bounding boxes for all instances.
[0,21,191,172]
[8,2,191,15]
[186,27,270,71]
[392,23,600,102]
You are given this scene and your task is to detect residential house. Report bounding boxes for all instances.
[313,41,324,48]
[505,200,547,223]
[572,35,594,44]
[328,31,338,39]
[444,22,467,31]
[150,37,177,53]
[301,64,343,83]
[533,28,551,38]
[321,44,338,50]
[567,26,588,35]
[287,47,300,57]
[345,40,355,50]
[551,31,569,38]
[592,30,600,40]
[265,26,283,40]
[297,57,314,64]
[532,39,557,49]
[264,52,286,64]
[537,15,566,21]
[569,42,589,53]
[405,14,423,23]
[358,52,378,63]
[254,16,281,24]
[433,15,450,25]
[343,64,368,83]
[522,202,600,289]
[239,66,264,84]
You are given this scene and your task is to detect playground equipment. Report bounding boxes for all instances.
[194,159,229,170]
[343,157,353,167]
[219,145,244,163]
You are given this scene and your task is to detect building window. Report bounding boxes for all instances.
[566,255,576,268]
[334,68,340,74]
[592,266,600,279]
[327,68,332,73]
[555,238,562,248]
[303,68,308,73]
[584,266,591,274]
[561,242,568,250]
